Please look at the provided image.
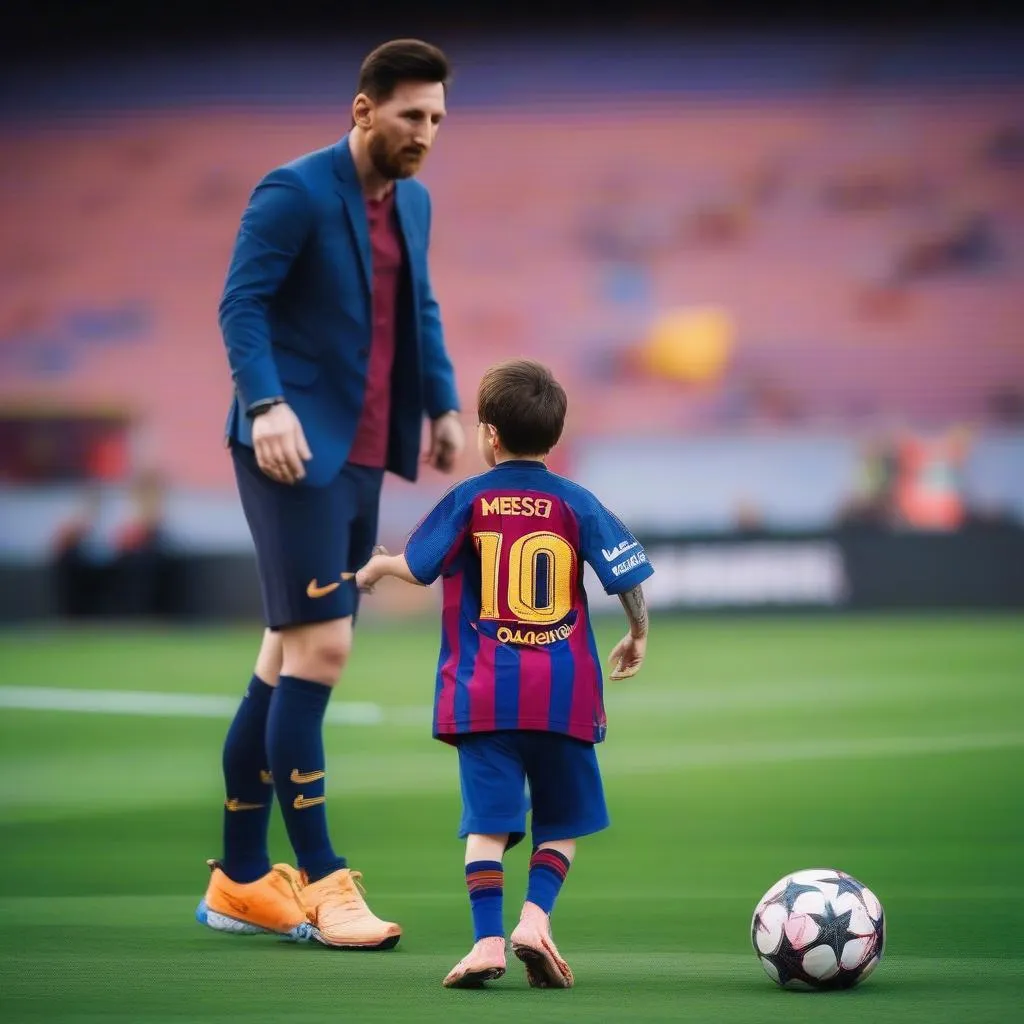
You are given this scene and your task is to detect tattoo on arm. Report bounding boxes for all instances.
[618,584,648,638]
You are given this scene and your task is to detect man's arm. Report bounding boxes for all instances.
[219,168,313,410]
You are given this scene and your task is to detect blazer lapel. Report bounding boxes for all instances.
[331,136,371,298]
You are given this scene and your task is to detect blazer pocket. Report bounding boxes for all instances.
[275,348,320,387]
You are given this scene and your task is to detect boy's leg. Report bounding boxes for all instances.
[510,734,611,988]
[525,839,576,918]
[442,733,529,989]
[443,833,509,989]
[510,843,577,990]
[466,833,507,943]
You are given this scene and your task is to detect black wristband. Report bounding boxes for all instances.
[247,397,285,419]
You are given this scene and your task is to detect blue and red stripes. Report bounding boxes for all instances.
[526,847,572,914]
[466,859,504,940]
[430,489,608,745]
[435,572,464,736]
[530,848,571,883]
[466,863,504,895]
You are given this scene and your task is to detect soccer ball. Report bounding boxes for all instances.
[751,868,885,990]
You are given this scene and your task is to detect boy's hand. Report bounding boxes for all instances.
[354,545,389,593]
[608,633,646,680]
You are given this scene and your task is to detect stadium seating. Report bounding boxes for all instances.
[1,79,1022,492]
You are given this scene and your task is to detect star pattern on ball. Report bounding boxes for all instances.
[765,931,817,988]
[766,878,820,912]
[872,909,886,954]
[819,874,867,904]
[808,901,857,962]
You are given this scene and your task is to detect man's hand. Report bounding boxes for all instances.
[252,403,312,484]
[608,633,647,681]
[424,412,464,473]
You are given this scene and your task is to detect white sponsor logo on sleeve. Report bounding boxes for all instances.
[611,551,648,577]
[602,540,638,562]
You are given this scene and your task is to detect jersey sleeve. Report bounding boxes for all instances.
[404,480,474,585]
[576,491,654,595]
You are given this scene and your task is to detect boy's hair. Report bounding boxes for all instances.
[357,39,450,102]
[477,359,567,456]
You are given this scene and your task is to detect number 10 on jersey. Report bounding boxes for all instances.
[474,530,576,626]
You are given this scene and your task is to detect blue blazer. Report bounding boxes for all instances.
[219,135,460,486]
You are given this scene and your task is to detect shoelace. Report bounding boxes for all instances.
[279,866,373,915]
[325,870,368,911]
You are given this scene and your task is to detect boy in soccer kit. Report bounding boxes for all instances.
[355,359,653,988]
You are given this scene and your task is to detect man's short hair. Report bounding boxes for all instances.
[357,39,450,102]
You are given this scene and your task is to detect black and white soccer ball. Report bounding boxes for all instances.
[751,868,885,990]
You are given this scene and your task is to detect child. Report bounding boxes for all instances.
[355,359,653,988]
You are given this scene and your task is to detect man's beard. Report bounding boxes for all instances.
[368,133,423,180]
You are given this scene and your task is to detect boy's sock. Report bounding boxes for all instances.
[220,675,275,883]
[466,860,504,939]
[266,675,346,882]
[526,847,572,914]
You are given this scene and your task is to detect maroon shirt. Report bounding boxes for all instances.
[348,190,402,468]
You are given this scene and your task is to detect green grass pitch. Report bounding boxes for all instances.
[1,614,1022,1022]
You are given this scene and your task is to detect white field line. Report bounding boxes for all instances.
[0,674,1000,726]
[1,687,1022,776]
[0,686,390,725]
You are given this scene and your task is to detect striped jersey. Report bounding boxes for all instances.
[404,460,654,744]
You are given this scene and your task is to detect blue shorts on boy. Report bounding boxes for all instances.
[456,730,610,848]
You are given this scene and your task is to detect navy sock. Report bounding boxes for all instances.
[221,675,274,884]
[267,675,346,882]
[466,860,504,940]
[526,848,571,915]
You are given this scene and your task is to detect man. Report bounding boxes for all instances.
[195,39,465,951]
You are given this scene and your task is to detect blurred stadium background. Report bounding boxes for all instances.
[1,4,1022,1022]
[3,8,1024,620]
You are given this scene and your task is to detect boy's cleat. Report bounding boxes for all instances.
[442,937,507,988]
[196,859,315,941]
[299,867,402,950]
[510,907,574,989]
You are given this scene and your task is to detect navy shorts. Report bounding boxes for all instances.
[231,441,384,630]
[455,731,610,849]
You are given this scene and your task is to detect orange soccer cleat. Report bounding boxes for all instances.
[299,867,402,950]
[196,860,314,941]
